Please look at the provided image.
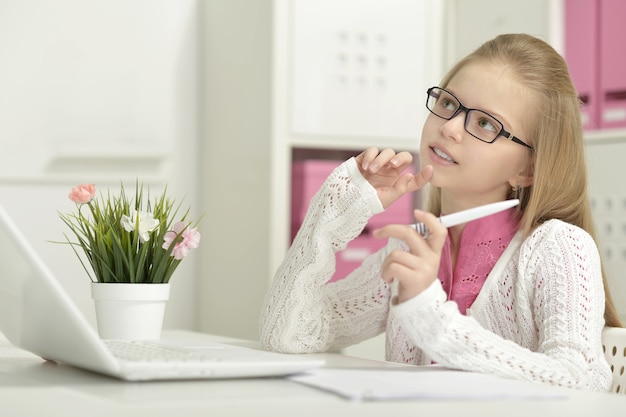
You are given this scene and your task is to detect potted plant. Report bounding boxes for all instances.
[57,181,201,339]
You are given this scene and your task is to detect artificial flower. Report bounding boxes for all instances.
[121,209,160,243]
[57,181,201,284]
[68,183,96,204]
[163,221,201,260]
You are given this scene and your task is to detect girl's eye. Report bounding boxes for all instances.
[477,116,498,133]
[436,95,458,112]
[440,99,457,111]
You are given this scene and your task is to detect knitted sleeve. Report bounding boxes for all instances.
[259,157,394,353]
[390,220,612,391]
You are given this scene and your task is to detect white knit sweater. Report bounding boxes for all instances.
[259,157,612,391]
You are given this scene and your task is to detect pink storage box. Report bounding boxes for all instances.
[331,234,386,282]
[565,0,599,130]
[599,0,626,129]
[291,159,415,226]
[291,159,416,282]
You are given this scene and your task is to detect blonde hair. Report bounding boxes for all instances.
[426,33,622,327]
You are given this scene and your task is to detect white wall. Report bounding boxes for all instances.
[444,0,561,68]
[0,0,202,330]
[198,0,273,339]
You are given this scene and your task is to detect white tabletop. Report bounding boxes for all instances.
[1,330,624,417]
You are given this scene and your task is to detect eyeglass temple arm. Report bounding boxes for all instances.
[505,133,533,149]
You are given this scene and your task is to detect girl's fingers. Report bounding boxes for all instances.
[388,151,413,170]
[366,148,399,173]
[358,148,413,174]
[373,211,447,302]
[411,209,447,252]
[379,250,419,283]
[373,210,446,254]
[373,224,430,255]
[410,165,434,191]
[357,147,381,171]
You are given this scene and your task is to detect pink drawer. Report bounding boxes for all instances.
[291,159,415,227]
[599,0,626,128]
[330,234,386,282]
[291,159,342,224]
[564,0,599,130]
[291,158,417,282]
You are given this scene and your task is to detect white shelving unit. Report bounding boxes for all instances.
[270,0,444,277]
[585,128,626,145]
[585,128,626,323]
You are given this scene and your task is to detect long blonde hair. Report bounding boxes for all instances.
[426,33,622,327]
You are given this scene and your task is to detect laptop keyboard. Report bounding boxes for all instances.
[104,340,236,363]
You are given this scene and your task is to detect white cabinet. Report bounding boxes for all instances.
[289,0,442,141]
[585,131,626,323]
[272,0,443,274]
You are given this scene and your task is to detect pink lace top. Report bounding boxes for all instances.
[438,207,519,314]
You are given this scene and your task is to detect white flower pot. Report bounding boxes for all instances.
[90,282,170,340]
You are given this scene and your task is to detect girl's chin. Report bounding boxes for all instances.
[425,175,444,189]
[426,172,456,190]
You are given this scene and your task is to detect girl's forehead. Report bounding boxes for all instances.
[447,62,526,103]
[446,62,535,132]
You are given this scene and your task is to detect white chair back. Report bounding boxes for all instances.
[602,327,626,394]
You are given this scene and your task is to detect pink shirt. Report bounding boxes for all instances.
[438,207,519,314]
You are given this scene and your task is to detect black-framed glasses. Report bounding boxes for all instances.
[426,87,533,149]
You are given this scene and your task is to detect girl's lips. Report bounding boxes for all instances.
[430,146,457,164]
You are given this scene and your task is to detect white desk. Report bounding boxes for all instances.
[1,330,624,417]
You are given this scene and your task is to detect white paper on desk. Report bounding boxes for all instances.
[289,367,569,401]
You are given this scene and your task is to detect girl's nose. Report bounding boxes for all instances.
[440,110,466,143]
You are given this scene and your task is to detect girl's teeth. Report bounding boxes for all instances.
[434,147,454,163]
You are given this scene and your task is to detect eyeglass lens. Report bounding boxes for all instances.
[427,88,504,143]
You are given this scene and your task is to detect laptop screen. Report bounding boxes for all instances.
[0,205,38,344]
[0,204,118,372]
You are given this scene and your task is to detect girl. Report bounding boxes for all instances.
[259,34,621,391]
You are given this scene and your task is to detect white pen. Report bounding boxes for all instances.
[413,199,520,237]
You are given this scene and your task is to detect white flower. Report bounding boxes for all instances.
[121,209,160,243]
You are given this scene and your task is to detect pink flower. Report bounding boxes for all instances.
[69,184,96,204]
[162,221,201,260]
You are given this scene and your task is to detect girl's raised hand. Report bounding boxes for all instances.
[355,147,433,209]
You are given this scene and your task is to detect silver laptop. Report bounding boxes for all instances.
[0,204,324,381]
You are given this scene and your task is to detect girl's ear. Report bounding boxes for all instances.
[516,171,534,188]
[517,156,535,188]
[508,162,534,189]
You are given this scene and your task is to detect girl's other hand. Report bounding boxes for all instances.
[373,209,446,303]
[355,147,433,209]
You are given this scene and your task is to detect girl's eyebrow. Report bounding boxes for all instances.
[447,87,515,129]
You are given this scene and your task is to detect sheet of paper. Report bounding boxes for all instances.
[289,367,569,401]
